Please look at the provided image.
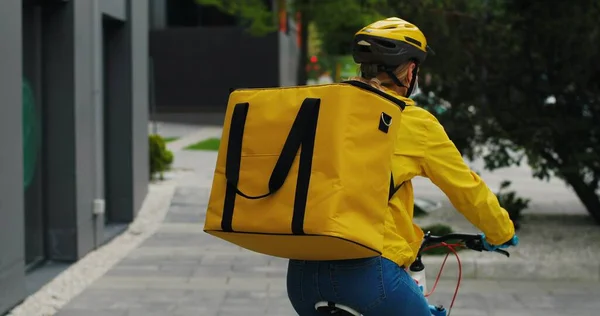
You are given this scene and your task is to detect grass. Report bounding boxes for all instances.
[184,137,221,151]
[162,136,180,143]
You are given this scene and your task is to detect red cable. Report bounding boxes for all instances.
[424,251,448,297]
[421,242,464,316]
[423,242,450,297]
[446,245,462,314]
[422,242,462,297]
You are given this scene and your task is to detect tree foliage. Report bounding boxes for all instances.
[295,0,385,55]
[405,0,600,222]
[195,0,278,35]
[196,0,385,54]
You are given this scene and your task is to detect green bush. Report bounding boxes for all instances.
[496,180,530,230]
[420,223,462,256]
[149,134,174,180]
[413,203,427,218]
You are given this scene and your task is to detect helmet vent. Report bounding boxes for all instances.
[404,36,422,48]
[357,45,371,53]
[373,39,396,49]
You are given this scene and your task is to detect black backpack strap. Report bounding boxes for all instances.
[221,98,321,233]
[389,173,403,200]
[342,80,407,111]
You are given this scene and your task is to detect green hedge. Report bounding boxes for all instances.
[149,134,174,180]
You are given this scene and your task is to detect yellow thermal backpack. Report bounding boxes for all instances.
[204,81,407,260]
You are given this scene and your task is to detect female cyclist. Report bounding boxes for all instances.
[286,17,518,316]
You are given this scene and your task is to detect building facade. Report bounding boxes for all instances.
[0,0,149,313]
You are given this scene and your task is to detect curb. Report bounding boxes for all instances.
[7,177,179,316]
[423,255,600,281]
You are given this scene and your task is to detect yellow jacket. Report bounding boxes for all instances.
[383,92,515,267]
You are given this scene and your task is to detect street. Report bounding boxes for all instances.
[53,151,600,316]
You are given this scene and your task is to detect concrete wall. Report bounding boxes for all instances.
[149,0,167,29]
[130,0,150,213]
[278,27,300,87]
[149,27,299,111]
[42,0,148,261]
[43,0,103,260]
[276,1,299,87]
[101,0,126,20]
[22,2,46,268]
[148,0,299,111]
[105,0,149,220]
[0,1,26,313]
[0,0,148,313]
[150,27,280,111]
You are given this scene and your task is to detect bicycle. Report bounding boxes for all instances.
[314,231,512,316]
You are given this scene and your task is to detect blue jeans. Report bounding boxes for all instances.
[287,256,431,315]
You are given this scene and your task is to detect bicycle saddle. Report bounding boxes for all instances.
[315,301,361,316]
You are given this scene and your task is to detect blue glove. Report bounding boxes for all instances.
[499,235,519,249]
[480,234,519,251]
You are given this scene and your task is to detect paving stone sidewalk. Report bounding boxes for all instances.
[52,151,600,316]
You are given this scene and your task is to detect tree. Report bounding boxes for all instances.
[398,0,600,223]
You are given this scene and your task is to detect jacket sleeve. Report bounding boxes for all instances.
[419,120,515,245]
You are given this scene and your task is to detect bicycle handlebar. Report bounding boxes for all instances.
[419,232,511,257]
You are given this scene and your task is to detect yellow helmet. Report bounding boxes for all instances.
[352,17,431,67]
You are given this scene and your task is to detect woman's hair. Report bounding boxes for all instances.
[348,62,412,91]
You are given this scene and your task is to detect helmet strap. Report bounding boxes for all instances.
[406,64,419,97]
[385,69,407,90]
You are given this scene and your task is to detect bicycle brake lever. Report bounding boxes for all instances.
[465,239,484,252]
[494,249,510,257]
